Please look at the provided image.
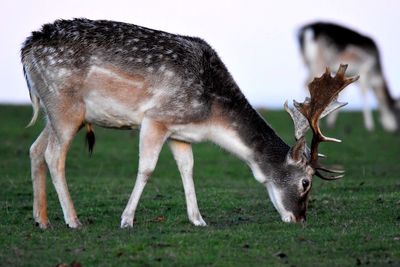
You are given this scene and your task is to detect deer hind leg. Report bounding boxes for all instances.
[359,75,375,131]
[326,109,339,129]
[169,139,206,226]
[120,118,169,228]
[44,105,84,228]
[369,74,397,132]
[30,124,50,229]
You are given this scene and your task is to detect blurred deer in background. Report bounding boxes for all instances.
[22,19,356,229]
[299,22,400,132]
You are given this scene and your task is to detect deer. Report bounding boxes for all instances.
[298,21,400,132]
[21,18,357,229]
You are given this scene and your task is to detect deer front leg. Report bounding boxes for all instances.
[30,124,50,229]
[120,118,169,228]
[169,140,206,226]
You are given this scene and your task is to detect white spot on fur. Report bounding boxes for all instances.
[47,56,56,65]
[165,70,174,77]
[191,100,201,108]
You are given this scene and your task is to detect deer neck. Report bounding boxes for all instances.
[209,101,290,183]
[198,48,290,182]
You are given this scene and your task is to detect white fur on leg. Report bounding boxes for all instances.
[120,172,149,228]
[120,118,169,228]
[169,140,207,227]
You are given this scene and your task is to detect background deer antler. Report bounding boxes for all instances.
[286,64,359,179]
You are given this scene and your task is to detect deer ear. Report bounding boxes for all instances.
[287,137,306,164]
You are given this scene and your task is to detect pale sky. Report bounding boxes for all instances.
[1,0,399,109]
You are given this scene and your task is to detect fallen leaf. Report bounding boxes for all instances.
[153,216,166,222]
[298,236,306,242]
[70,261,82,267]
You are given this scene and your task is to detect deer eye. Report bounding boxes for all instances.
[302,179,310,191]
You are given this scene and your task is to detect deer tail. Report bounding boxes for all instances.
[24,66,40,128]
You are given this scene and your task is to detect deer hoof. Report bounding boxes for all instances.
[35,220,51,229]
[120,217,134,228]
[191,217,207,227]
[67,219,82,229]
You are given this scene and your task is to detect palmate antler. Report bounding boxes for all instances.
[285,64,359,180]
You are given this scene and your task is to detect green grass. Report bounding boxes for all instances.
[0,105,399,267]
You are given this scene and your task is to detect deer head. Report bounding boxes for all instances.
[265,64,358,222]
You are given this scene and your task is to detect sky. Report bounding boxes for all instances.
[1,0,399,109]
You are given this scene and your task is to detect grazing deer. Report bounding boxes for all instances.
[21,19,356,229]
[298,22,400,132]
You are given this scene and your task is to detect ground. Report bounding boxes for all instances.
[0,105,399,266]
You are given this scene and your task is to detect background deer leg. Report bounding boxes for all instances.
[169,139,206,226]
[30,124,50,229]
[120,118,169,228]
[326,109,339,128]
[360,75,375,131]
[370,75,398,132]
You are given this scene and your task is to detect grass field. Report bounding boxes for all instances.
[0,105,399,266]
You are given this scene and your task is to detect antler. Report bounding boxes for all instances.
[286,64,359,179]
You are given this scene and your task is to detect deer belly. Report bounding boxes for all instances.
[84,93,146,129]
[82,64,154,128]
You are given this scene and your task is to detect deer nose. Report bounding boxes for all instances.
[296,215,306,223]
